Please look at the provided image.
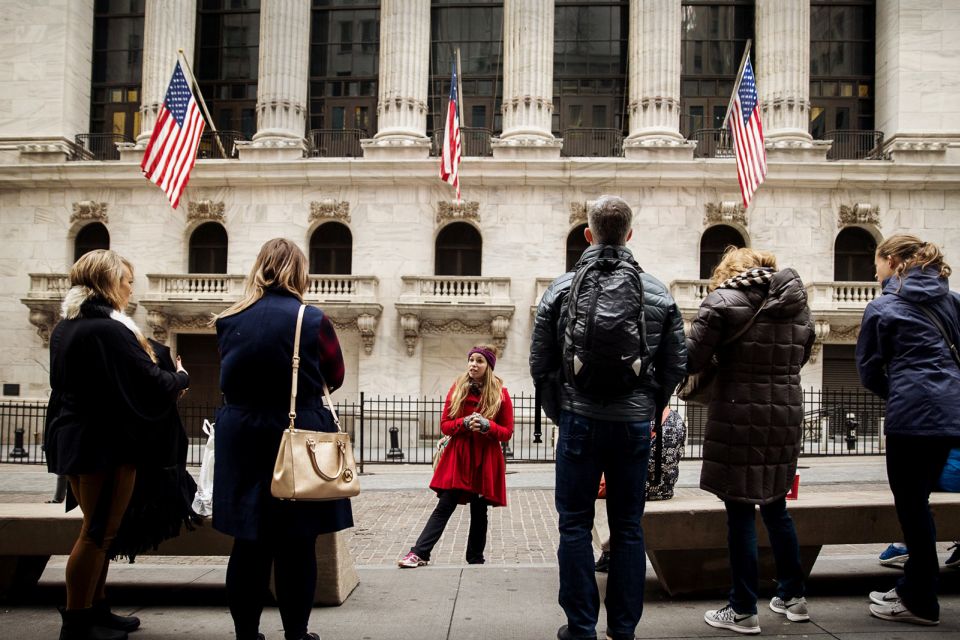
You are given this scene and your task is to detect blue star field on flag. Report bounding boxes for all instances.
[164,62,193,128]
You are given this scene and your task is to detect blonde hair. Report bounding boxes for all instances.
[876,234,952,285]
[68,250,156,362]
[709,246,778,291]
[447,344,504,420]
[217,238,309,319]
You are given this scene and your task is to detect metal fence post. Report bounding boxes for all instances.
[8,426,27,459]
[359,391,365,474]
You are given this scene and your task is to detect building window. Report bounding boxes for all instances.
[699,224,746,279]
[810,0,875,139]
[189,222,228,274]
[310,222,353,275]
[90,0,145,140]
[429,1,504,136]
[196,0,260,140]
[553,1,628,135]
[435,222,481,276]
[680,0,753,138]
[309,0,380,134]
[566,224,588,271]
[74,223,111,262]
[834,227,877,282]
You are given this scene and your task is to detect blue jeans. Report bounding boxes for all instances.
[724,498,804,615]
[886,435,959,621]
[555,410,651,639]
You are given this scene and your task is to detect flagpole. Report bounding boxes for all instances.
[455,49,465,129]
[177,48,226,159]
[721,39,753,130]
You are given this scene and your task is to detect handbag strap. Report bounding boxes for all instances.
[720,292,770,347]
[289,304,343,432]
[911,302,960,369]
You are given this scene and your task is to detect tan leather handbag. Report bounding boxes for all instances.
[271,304,360,501]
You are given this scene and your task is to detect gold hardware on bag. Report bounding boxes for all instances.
[270,304,360,502]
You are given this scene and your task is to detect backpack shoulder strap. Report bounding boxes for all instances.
[721,291,770,346]
[912,302,960,368]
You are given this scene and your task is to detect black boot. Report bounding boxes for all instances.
[58,607,128,640]
[92,601,141,632]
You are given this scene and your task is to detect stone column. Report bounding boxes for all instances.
[243,0,311,159]
[623,0,694,159]
[136,0,197,148]
[755,0,828,159]
[492,0,561,158]
[363,0,431,159]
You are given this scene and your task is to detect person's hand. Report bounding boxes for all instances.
[464,413,480,431]
[475,416,490,434]
[175,356,188,375]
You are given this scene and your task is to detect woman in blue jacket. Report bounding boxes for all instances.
[214,238,351,640]
[856,234,960,627]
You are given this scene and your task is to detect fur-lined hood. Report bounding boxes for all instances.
[60,285,146,341]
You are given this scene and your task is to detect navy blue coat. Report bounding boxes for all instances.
[856,267,960,437]
[213,289,353,541]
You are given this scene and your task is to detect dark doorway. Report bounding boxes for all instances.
[435,222,482,276]
[74,223,110,261]
[699,224,746,280]
[176,333,221,439]
[189,223,228,274]
[566,224,588,271]
[834,227,877,281]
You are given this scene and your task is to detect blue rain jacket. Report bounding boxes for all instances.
[856,266,960,437]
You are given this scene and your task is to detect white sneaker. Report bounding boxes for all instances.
[704,605,760,635]
[869,601,939,626]
[868,587,899,606]
[769,596,810,622]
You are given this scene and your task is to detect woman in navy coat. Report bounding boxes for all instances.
[856,234,960,626]
[214,238,351,640]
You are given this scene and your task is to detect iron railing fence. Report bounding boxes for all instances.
[430,128,494,157]
[197,130,244,159]
[1,389,889,467]
[692,128,734,159]
[560,128,625,158]
[70,133,133,161]
[307,129,366,158]
[823,130,885,161]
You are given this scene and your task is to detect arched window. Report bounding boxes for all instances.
[189,222,228,274]
[74,223,110,261]
[834,227,877,281]
[435,222,481,276]
[699,225,746,279]
[310,222,353,275]
[566,224,589,271]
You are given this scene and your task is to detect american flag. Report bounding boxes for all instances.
[141,61,206,209]
[439,61,462,202]
[729,56,766,208]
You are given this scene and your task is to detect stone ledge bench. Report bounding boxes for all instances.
[641,488,960,596]
[0,503,358,605]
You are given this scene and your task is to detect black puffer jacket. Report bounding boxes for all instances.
[530,245,687,422]
[686,268,815,504]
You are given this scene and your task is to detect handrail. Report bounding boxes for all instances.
[70,133,133,161]
[560,128,624,158]
[822,130,885,161]
[307,129,367,158]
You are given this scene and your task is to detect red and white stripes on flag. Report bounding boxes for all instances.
[439,61,462,202]
[141,61,205,209]
[729,55,766,208]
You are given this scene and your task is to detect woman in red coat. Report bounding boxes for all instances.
[398,345,514,567]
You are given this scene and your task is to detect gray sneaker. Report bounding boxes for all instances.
[869,601,939,626]
[868,587,899,606]
[704,605,761,635]
[769,596,810,622]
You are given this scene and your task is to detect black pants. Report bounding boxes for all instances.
[886,435,959,621]
[412,490,489,564]
[226,534,318,640]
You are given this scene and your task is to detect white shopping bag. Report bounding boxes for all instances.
[191,419,215,517]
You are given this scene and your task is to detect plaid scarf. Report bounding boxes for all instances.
[718,267,774,290]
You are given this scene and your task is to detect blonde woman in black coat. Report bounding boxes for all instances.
[685,247,815,635]
[45,250,189,640]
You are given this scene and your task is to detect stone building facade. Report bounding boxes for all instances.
[1,0,959,413]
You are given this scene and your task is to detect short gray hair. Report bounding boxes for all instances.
[588,195,633,245]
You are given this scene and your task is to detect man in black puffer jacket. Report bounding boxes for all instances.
[530,195,686,640]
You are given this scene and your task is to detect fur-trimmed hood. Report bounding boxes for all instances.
[60,285,146,342]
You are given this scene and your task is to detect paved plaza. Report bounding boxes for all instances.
[1,458,959,638]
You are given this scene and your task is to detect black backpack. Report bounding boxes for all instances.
[563,248,649,397]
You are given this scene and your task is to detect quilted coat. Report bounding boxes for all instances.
[686,268,815,504]
[430,384,514,507]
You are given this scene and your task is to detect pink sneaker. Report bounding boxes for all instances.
[398,551,427,568]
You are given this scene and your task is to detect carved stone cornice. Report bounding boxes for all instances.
[436,200,479,225]
[187,200,225,223]
[705,202,747,226]
[26,308,57,346]
[396,305,514,357]
[569,202,587,226]
[309,199,351,223]
[70,201,108,224]
[838,203,879,227]
[814,321,860,344]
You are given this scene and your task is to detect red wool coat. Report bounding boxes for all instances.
[429,384,514,507]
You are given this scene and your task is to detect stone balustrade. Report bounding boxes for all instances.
[806,281,880,311]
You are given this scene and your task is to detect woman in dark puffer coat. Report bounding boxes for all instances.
[686,247,815,635]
